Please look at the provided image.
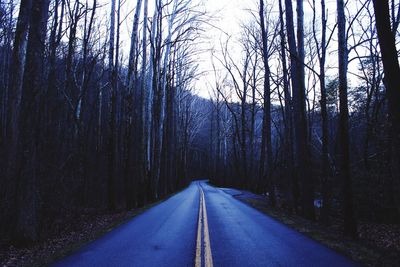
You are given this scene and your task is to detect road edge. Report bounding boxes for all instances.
[215,184,400,267]
[40,187,189,267]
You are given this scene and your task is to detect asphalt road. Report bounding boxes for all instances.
[54,181,357,267]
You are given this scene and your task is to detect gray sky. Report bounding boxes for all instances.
[111,0,250,98]
[111,0,373,100]
[194,0,255,98]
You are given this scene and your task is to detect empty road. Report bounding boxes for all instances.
[54,181,357,267]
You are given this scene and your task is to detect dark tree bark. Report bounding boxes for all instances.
[141,0,149,197]
[373,0,400,217]
[46,0,64,144]
[3,0,33,235]
[64,0,80,111]
[296,0,315,221]
[124,0,145,209]
[284,0,301,213]
[15,0,50,243]
[319,0,331,225]
[284,0,315,219]
[312,0,331,225]
[278,0,296,212]
[259,0,275,206]
[127,0,143,90]
[108,0,117,211]
[337,0,357,238]
[6,0,32,151]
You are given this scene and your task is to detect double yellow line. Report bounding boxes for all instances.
[195,185,213,267]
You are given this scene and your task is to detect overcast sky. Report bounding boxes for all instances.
[112,0,252,98]
[194,0,255,98]
[112,0,369,99]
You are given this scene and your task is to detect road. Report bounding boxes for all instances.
[54,181,357,267]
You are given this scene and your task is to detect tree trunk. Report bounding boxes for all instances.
[141,0,149,181]
[4,0,32,235]
[127,0,143,91]
[108,0,117,211]
[313,0,331,225]
[373,0,400,217]
[15,0,50,243]
[284,0,301,213]
[259,0,275,206]
[337,0,357,237]
[154,0,177,198]
[279,0,296,213]
[296,0,315,221]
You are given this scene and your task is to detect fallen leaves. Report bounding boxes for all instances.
[0,210,136,267]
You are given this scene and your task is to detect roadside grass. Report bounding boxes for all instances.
[232,194,400,267]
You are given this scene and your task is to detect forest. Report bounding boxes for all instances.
[0,0,399,259]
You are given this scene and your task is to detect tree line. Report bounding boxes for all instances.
[206,0,400,238]
[0,0,207,244]
[0,0,399,246]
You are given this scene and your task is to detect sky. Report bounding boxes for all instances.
[196,0,371,98]
[194,0,255,98]
[111,0,252,98]
[110,0,372,100]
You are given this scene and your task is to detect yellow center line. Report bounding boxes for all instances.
[202,188,213,267]
[195,187,203,267]
[195,184,213,267]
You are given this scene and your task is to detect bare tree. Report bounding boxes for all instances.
[108,0,117,210]
[3,0,33,237]
[337,0,357,237]
[259,0,275,206]
[15,0,51,243]
[311,0,331,224]
[373,0,400,218]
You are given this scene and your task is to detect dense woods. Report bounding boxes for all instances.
[206,0,400,239]
[0,0,399,248]
[0,0,207,244]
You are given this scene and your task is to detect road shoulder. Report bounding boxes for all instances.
[0,190,183,267]
[219,186,400,267]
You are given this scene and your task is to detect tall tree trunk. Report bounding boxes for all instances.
[124,0,144,209]
[150,0,162,201]
[146,0,157,176]
[78,0,97,205]
[154,0,177,198]
[337,0,357,237]
[320,0,331,225]
[373,0,400,217]
[313,0,331,224]
[279,0,296,212]
[284,0,314,218]
[15,0,50,243]
[65,0,80,117]
[259,0,275,206]
[250,53,257,188]
[139,0,149,203]
[108,0,117,211]
[296,0,315,221]
[284,0,300,213]
[46,0,64,158]
[127,0,144,91]
[239,56,249,188]
[4,0,33,235]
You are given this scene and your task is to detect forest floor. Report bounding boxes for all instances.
[221,187,400,267]
[0,200,167,267]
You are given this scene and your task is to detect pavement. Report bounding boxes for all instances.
[53,181,357,267]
